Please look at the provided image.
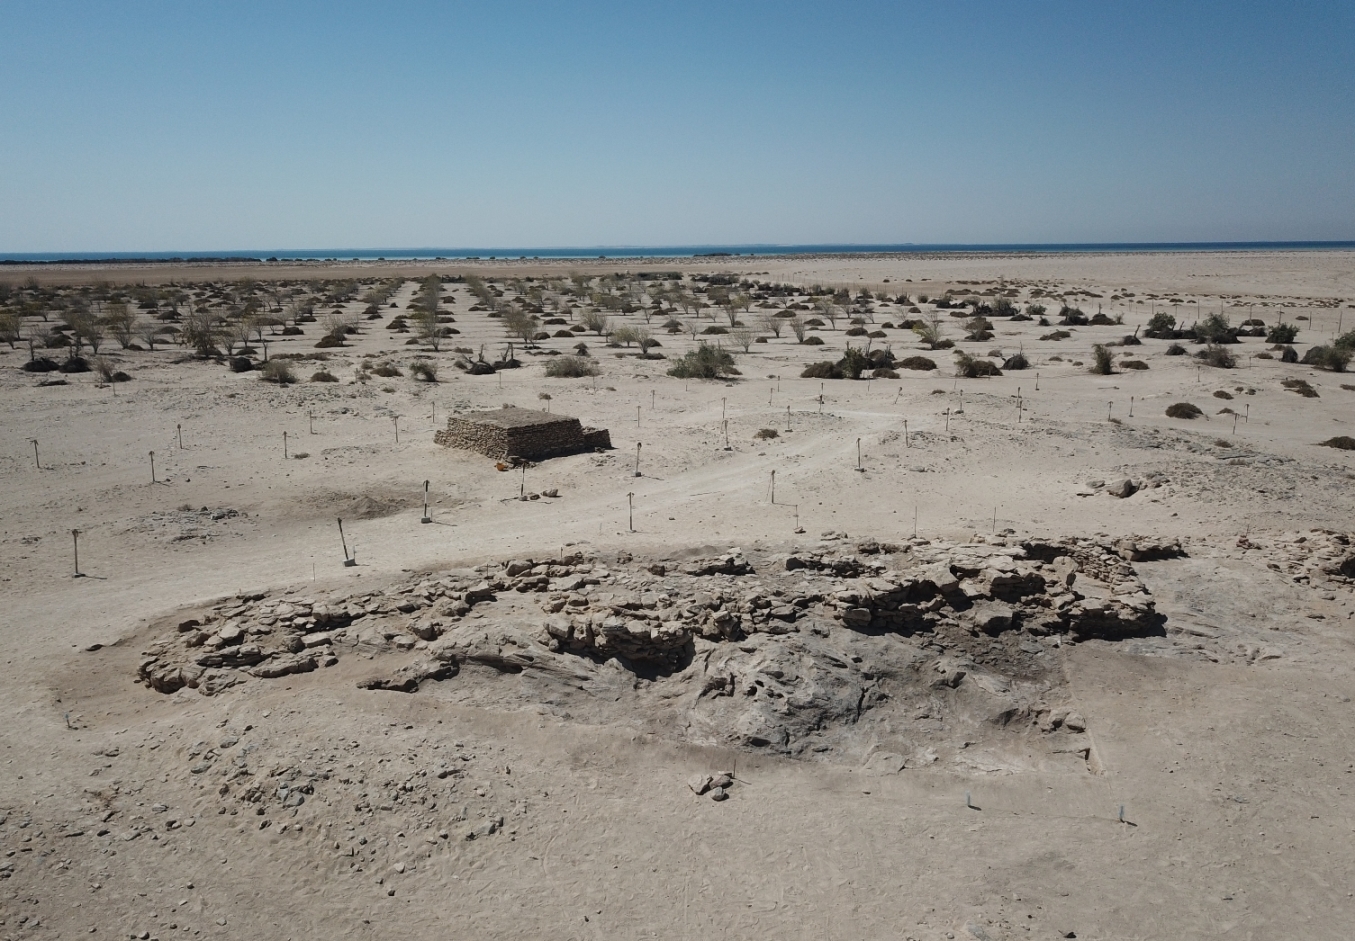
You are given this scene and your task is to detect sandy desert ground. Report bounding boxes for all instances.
[2,251,1354,940]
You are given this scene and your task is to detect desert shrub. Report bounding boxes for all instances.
[93,356,117,383]
[228,356,254,372]
[1279,346,1298,363]
[1319,436,1355,450]
[1334,330,1355,351]
[964,316,993,334]
[1040,330,1071,341]
[1090,343,1116,375]
[21,356,59,372]
[840,347,872,379]
[802,335,825,345]
[992,298,1018,317]
[310,369,338,382]
[954,351,1001,378]
[1194,313,1235,343]
[315,334,345,348]
[280,325,303,336]
[872,367,900,379]
[1213,389,1233,399]
[1165,402,1202,419]
[1144,312,1177,338]
[1161,342,1184,356]
[966,329,994,342]
[1059,306,1088,326]
[897,355,937,371]
[260,359,296,384]
[1024,304,1046,319]
[545,355,599,378]
[1090,313,1115,326]
[371,363,402,377]
[1282,378,1319,397]
[1120,333,1142,345]
[409,360,437,382]
[701,325,728,335]
[801,361,842,379]
[1301,345,1352,372]
[1002,352,1029,370]
[1121,360,1148,370]
[1267,323,1299,344]
[1196,344,1236,368]
[1344,384,1355,392]
[844,326,868,337]
[668,344,737,379]
[754,428,779,440]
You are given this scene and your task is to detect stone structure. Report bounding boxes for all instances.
[434,406,611,461]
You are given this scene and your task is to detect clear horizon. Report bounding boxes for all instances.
[3,1,1353,252]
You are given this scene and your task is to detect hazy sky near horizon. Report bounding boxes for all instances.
[2,1,1353,251]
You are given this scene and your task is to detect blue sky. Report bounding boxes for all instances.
[1,0,1352,251]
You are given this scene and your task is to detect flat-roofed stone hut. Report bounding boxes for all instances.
[434,406,611,461]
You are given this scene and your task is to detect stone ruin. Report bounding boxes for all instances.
[433,406,611,462]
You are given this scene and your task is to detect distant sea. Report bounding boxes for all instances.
[3,241,1355,264]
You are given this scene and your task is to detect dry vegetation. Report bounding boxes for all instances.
[2,252,1355,939]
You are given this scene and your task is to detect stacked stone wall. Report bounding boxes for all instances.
[434,414,611,460]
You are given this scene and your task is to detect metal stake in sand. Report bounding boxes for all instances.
[283,430,288,459]
[309,411,315,435]
[913,505,918,538]
[722,397,726,420]
[1107,401,1113,421]
[651,390,655,410]
[520,464,527,500]
[1129,396,1134,418]
[1035,372,1040,391]
[1118,804,1126,824]
[793,503,804,534]
[904,419,909,447]
[945,408,950,433]
[785,406,791,432]
[769,470,776,504]
[993,506,997,534]
[1232,411,1239,436]
[149,450,156,484]
[855,438,864,472]
[421,480,432,524]
[338,517,356,566]
[722,419,731,450]
[627,492,635,532]
[177,423,183,448]
[636,405,641,427]
[1245,403,1250,423]
[393,416,399,444]
[28,438,39,469]
[634,442,642,478]
[71,529,83,578]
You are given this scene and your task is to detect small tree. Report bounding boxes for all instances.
[758,313,783,338]
[1090,343,1116,374]
[789,314,807,343]
[729,326,756,353]
[105,302,137,349]
[580,309,609,335]
[0,309,19,349]
[611,325,641,347]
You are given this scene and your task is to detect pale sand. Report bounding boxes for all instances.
[1,252,1353,939]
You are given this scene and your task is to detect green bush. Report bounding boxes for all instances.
[1267,323,1299,344]
[1145,312,1177,338]
[260,359,296,384]
[1334,330,1355,351]
[1194,313,1234,343]
[545,355,599,378]
[1090,344,1115,375]
[668,344,737,379]
[954,352,1001,378]
[1165,402,1202,419]
[800,361,842,379]
[1301,345,1352,372]
[1196,344,1236,368]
